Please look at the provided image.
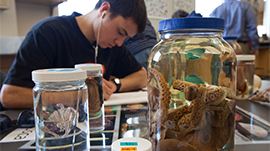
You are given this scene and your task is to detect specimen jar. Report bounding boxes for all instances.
[32,68,89,151]
[75,63,105,133]
[147,18,236,151]
[236,55,255,99]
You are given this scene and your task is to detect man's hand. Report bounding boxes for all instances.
[103,79,116,100]
[102,67,147,100]
[250,50,258,56]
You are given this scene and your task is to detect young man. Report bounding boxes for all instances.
[0,0,148,109]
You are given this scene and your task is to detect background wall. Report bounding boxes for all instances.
[0,0,54,36]
[0,0,58,54]
[146,0,195,39]
[16,2,51,36]
[0,0,18,36]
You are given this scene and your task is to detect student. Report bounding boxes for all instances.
[171,10,202,18]
[210,0,259,55]
[171,9,189,18]
[187,11,202,17]
[124,19,157,70]
[0,0,148,109]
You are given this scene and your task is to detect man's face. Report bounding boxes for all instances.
[97,14,138,49]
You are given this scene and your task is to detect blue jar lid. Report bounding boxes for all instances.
[223,36,238,40]
[159,17,224,32]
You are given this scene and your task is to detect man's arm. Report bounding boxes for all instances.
[104,67,147,99]
[116,67,147,92]
[90,67,148,101]
[245,3,259,51]
[0,84,87,109]
[0,84,33,109]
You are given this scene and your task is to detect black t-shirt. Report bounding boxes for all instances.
[4,12,142,88]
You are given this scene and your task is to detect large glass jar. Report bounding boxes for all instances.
[147,18,236,151]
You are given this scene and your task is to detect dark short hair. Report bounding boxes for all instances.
[95,0,147,33]
[172,10,189,18]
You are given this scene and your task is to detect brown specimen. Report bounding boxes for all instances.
[85,78,102,113]
[147,68,236,151]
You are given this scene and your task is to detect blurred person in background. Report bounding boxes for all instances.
[188,10,203,17]
[171,9,189,18]
[210,0,259,55]
[124,19,157,70]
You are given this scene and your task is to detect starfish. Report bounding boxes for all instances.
[40,103,78,138]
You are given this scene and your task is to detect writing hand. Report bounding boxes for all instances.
[103,79,116,100]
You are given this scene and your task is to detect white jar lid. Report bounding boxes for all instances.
[75,63,102,71]
[111,137,152,151]
[236,55,255,61]
[32,68,87,82]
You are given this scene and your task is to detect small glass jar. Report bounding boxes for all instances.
[32,68,90,151]
[223,36,242,54]
[75,63,105,133]
[147,18,236,151]
[236,55,255,99]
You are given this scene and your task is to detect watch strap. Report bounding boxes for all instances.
[113,78,121,93]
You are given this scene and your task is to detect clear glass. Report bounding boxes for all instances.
[86,70,105,133]
[33,80,90,151]
[147,29,236,151]
[236,60,255,99]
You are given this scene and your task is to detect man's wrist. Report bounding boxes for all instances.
[113,78,121,93]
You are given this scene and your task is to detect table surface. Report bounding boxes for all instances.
[1,81,270,151]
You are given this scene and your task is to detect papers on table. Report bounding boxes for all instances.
[104,91,148,106]
[0,128,35,143]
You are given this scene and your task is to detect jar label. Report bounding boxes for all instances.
[120,142,138,146]
[121,147,137,151]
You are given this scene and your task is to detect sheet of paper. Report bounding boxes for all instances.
[18,140,35,150]
[104,91,148,106]
[0,128,35,143]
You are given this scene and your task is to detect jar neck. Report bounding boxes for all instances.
[87,70,102,77]
[160,29,223,39]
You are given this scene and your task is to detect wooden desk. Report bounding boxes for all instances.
[255,44,270,77]
[0,54,16,74]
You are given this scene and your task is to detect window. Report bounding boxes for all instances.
[195,0,223,17]
[58,0,98,16]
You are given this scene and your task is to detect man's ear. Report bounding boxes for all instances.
[99,2,110,16]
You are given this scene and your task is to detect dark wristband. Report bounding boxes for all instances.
[113,78,121,93]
